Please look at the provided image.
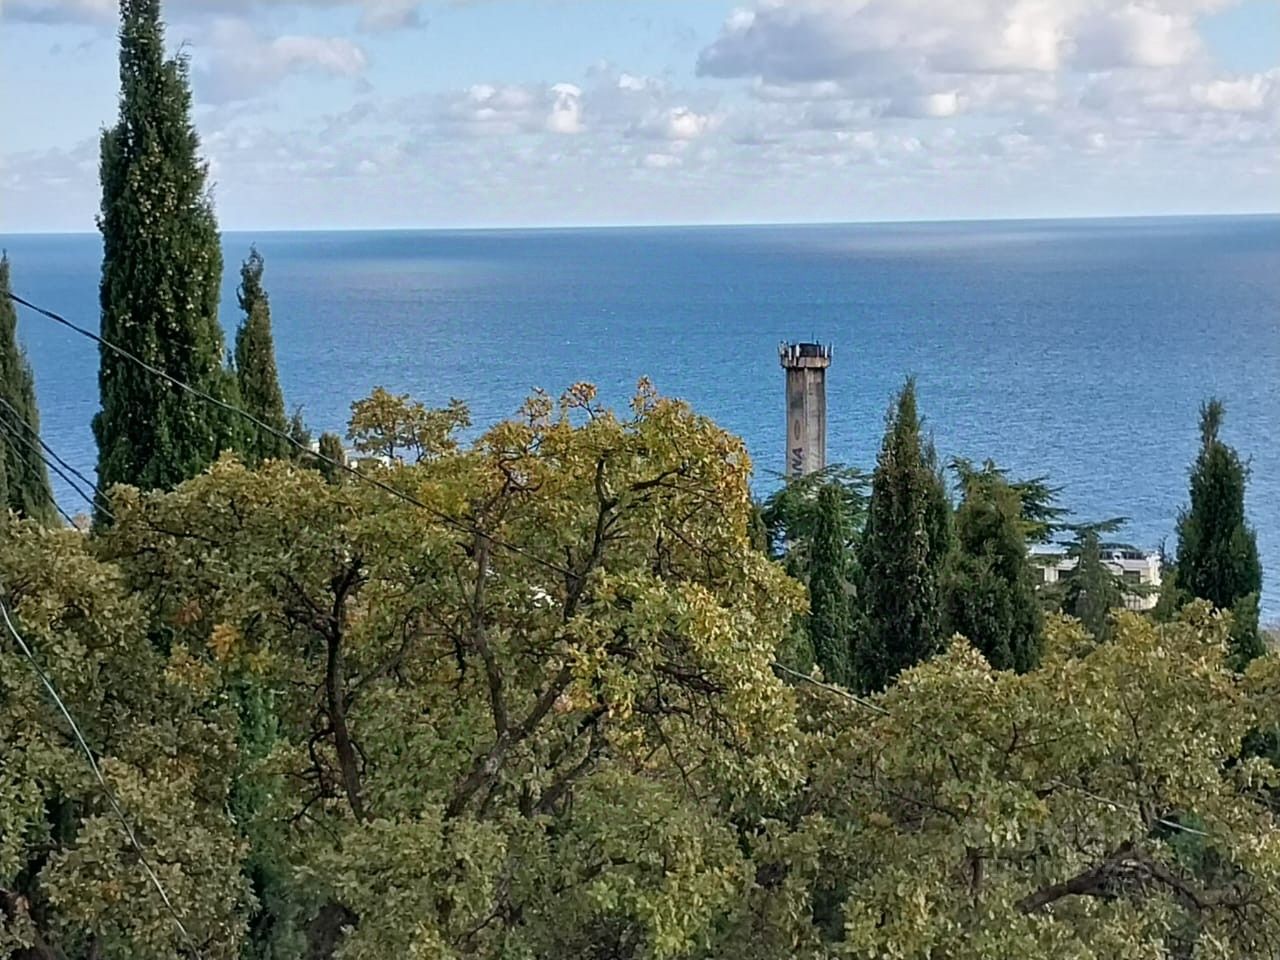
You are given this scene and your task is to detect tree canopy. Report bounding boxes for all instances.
[3,384,1280,960]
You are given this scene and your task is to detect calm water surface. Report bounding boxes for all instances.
[4,217,1278,614]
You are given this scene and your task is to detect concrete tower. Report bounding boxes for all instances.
[779,341,832,477]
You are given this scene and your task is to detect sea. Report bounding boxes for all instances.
[3,216,1278,617]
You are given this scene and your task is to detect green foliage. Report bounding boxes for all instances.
[1064,528,1123,642]
[316,431,346,484]
[807,483,853,686]
[0,256,57,525]
[945,462,1043,671]
[1173,399,1263,663]
[7,381,1280,960]
[0,515,251,959]
[346,386,470,464]
[759,465,868,574]
[951,457,1068,545]
[86,381,803,959]
[233,247,290,465]
[753,607,1280,959]
[94,0,237,506]
[854,379,952,692]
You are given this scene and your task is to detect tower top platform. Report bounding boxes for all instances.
[779,341,832,369]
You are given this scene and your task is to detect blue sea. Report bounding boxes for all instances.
[4,217,1279,616]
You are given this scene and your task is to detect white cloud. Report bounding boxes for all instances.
[631,106,715,141]
[546,83,584,134]
[192,19,368,104]
[4,0,425,29]
[697,0,1218,89]
[887,91,963,118]
[1192,74,1273,113]
[640,152,681,169]
[1071,4,1201,69]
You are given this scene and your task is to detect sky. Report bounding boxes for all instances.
[1,0,1277,231]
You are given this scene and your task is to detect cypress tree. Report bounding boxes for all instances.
[1174,399,1263,664]
[234,247,290,465]
[1065,529,1122,643]
[94,0,235,505]
[0,255,57,525]
[854,379,953,692]
[945,465,1043,672]
[808,482,854,686]
[317,432,346,485]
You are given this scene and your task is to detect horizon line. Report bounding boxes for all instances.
[5,209,1279,238]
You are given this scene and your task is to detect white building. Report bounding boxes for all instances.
[1031,545,1163,612]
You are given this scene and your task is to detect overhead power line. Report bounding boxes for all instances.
[0,417,79,527]
[0,594,199,954]
[6,290,1209,848]
[5,290,572,579]
[0,395,104,521]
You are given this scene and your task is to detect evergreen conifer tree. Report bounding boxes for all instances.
[1066,529,1122,643]
[945,465,1042,671]
[854,379,953,692]
[317,432,346,485]
[234,247,290,464]
[94,0,236,506]
[0,256,57,525]
[1174,399,1263,664]
[808,482,853,685]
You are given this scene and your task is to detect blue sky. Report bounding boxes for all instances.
[2,0,1277,231]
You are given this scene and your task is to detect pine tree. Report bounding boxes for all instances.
[945,464,1043,672]
[808,482,853,686]
[234,247,290,465]
[94,0,236,506]
[0,256,57,525]
[854,379,953,692]
[1065,529,1122,643]
[1174,399,1263,664]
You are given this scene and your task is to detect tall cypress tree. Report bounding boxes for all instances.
[234,247,290,465]
[94,0,235,505]
[0,255,57,525]
[808,482,854,686]
[945,464,1043,672]
[854,379,952,692]
[1174,399,1263,664]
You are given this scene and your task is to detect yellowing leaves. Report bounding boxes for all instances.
[208,621,241,662]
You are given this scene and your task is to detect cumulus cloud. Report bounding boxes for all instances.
[546,83,584,134]
[4,1,1276,229]
[192,19,368,104]
[1071,4,1201,69]
[631,106,716,140]
[1192,73,1274,113]
[697,0,1221,86]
